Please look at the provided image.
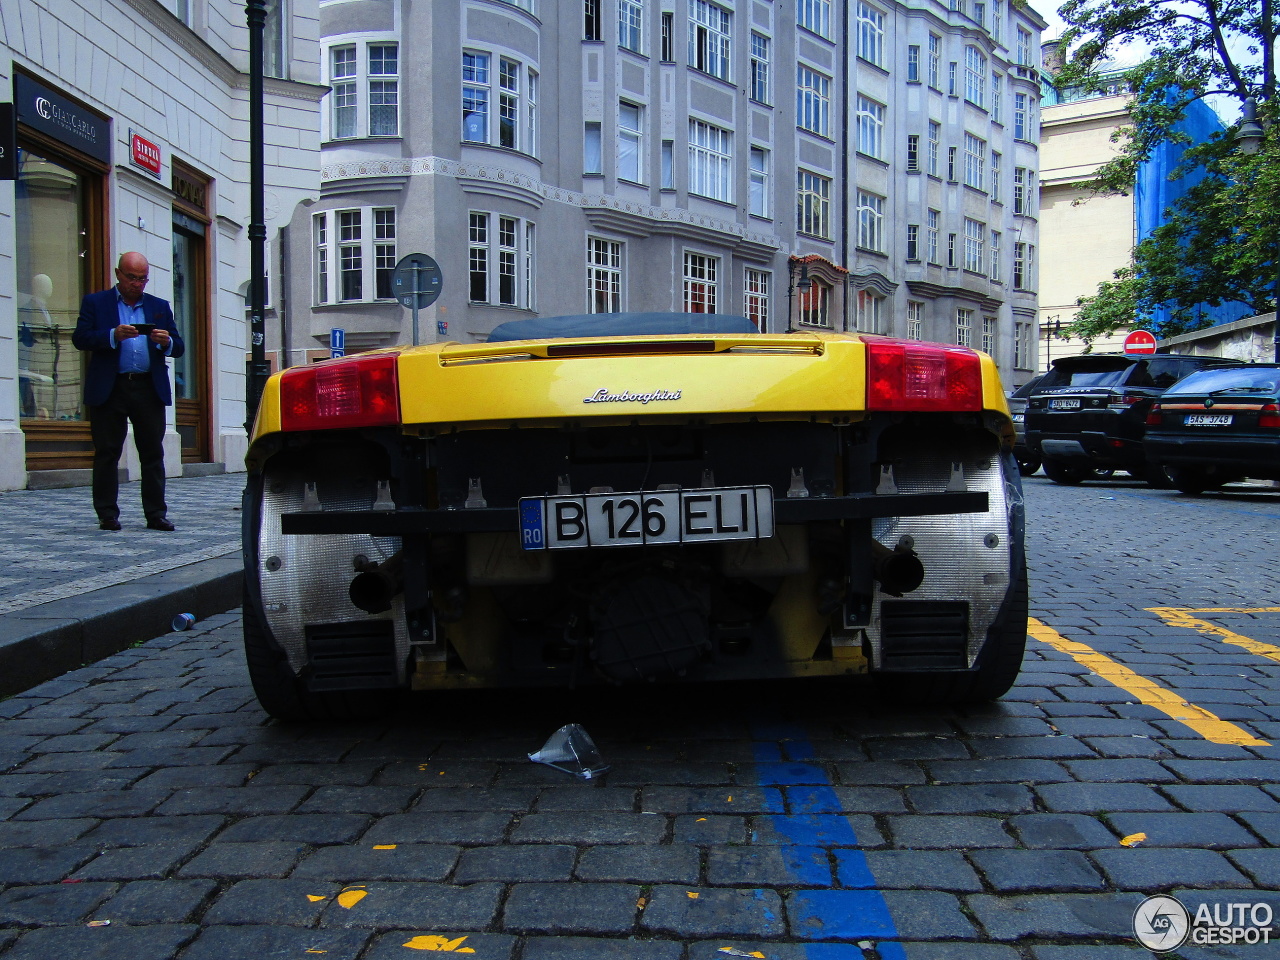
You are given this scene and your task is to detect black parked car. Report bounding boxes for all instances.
[1007,373,1046,476]
[1144,363,1280,495]
[1025,353,1242,486]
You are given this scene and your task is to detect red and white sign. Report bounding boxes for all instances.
[130,131,162,177]
[1123,329,1158,355]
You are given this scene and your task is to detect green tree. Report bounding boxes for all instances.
[1053,0,1277,339]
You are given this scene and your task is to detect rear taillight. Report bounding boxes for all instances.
[1145,403,1162,426]
[866,340,983,412]
[279,353,400,431]
[1260,403,1280,429]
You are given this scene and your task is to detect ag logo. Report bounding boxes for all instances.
[1134,895,1190,951]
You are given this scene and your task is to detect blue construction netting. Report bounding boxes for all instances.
[1135,96,1253,334]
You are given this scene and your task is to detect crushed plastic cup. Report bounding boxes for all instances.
[528,723,610,780]
[172,613,196,631]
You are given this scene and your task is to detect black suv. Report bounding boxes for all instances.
[1026,353,1242,486]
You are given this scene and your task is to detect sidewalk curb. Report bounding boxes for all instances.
[0,554,242,697]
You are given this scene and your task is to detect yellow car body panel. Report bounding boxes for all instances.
[249,333,1012,444]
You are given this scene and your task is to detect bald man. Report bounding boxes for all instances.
[72,252,185,531]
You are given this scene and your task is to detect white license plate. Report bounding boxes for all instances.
[1184,413,1233,426]
[1012,413,1025,423]
[1050,398,1082,410]
[518,486,775,551]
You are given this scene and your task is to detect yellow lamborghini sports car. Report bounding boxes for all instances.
[242,313,1025,720]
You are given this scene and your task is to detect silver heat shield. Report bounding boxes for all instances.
[870,452,1014,667]
[258,465,408,679]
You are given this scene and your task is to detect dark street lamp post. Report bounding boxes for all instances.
[785,258,812,334]
[1233,98,1277,363]
[245,0,270,430]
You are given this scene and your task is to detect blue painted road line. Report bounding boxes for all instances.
[750,724,907,960]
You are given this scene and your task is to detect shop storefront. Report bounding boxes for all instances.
[12,70,110,471]
[171,161,212,464]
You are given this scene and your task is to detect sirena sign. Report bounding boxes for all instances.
[130,131,162,177]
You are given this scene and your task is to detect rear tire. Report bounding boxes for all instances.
[1015,453,1042,476]
[873,560,1028,705]
[1144,462,1174,489]
[1169,466,1225,496]
[242,578,399,722]
[1043,458,1091,485]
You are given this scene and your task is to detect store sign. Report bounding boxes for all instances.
[14,73,110,164]
[172,168,207,213]
[130,130,162,177]
[0,103,14,181]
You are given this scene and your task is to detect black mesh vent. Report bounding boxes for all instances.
[880,601,969,671]
[304,621,398,691]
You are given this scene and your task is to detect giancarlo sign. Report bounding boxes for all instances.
[15,73,110,164]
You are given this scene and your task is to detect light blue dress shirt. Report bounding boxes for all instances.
[114,290,169,373]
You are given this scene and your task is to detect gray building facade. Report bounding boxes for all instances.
[284,0,1044,384]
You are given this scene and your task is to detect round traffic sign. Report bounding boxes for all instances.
[1123,329,1158,355]
[391,253,443,309]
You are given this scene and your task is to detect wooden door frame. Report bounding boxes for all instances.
[171,159,213,464]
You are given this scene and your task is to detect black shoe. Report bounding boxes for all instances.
[146,518,175,531]
[99,518,121,531]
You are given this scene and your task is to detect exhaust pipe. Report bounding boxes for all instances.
[349,552,404,614]
[871,539,924,597]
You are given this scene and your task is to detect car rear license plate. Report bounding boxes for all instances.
[1012,413,1025,423]
[1184,413,1233,426]
[519,486,774,551]
[1049,398,1082,410]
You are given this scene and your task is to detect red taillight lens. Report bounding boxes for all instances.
[1260,403,1280,429]
[1145,403,1162,426]
[866,340,983,412]
[279,353,400,431]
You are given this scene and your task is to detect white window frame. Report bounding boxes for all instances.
[329,45,358,140]
[798,169,831,239]
[991,151,1002,202]
[906,134,920,171]
[1013,167,1027,213]
[620,0,644,52]
[799,67,832,137]
[963,217,984,272]
[963,132,986,190]
[928,34,941,88]
[993,0,1004,44]
[992,72,1003,123]
[798,279,831,328]
[1015,319,1033,369]
[906,223,920,261]
[744,268,770,330]
[990,229,1001,280]
[857,95,885,159]
[856,290,885,334]
[964,46,986,107]
[981,315,997,354]
[1016,26,1032,66]
[1013,92,1028,140]
[927,121,940,176]
[857,191,884,252]
[857,2,885,66]
[463,50,537,154]
[798,0,832,38]
[469,211,535,307]
[587,236,623,313]
[689,118,733,202]
[956,307,973,347]
[618,101,644,183]
[313,207,397,305]
[749,146,770,218]
[750,33,771,104]
[907,300,923,340]
[367,43,400,137]
[689,0,732,81]
[683,251,719,313]
[907,45,920,82]
[927,209,940,264]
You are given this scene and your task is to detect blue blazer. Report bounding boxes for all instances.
[72,288,185,407]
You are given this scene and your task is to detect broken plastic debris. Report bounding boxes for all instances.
[528,723,610,780]
[373,844,397,850]
[86,920,111,927]
[306,895,327,902]
[717,948,765,958]
[687,891,701,899]
[1120,832,1147,847]
[337,887,367,909]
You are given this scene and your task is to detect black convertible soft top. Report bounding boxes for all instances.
[486,312,758,342]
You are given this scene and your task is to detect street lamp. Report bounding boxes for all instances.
[1233,97,1277,362]
[245,0,270,430]
[785,258,812,333]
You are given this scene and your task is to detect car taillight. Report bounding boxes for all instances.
[279,353,400,431]
[866,340,983,412]
[1145,403,1162,426]
[1260,404,1280,429]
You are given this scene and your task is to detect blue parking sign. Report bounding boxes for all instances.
[330,327,345,358]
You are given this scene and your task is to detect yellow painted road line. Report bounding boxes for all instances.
[1027,617,1269,747]
[1146,607,1280,665]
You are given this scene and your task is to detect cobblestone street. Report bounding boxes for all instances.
[0,476,1277,959]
